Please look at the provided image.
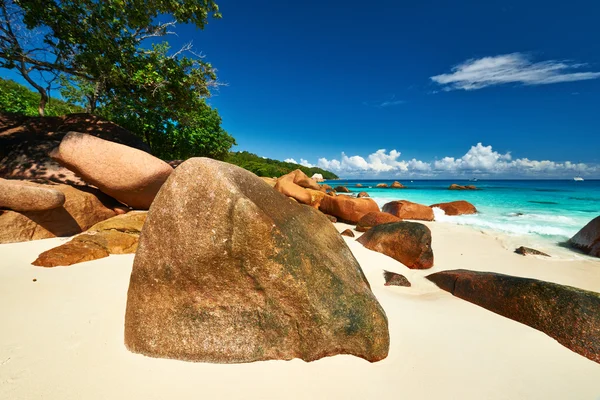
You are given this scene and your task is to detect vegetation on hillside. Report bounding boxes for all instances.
[226,151,339,179]
[0,78,83,116]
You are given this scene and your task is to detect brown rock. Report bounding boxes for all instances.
[515,246,550,257]
[390,181,405,189]
[319,195,380,224]
[0,178,65,211]
[334,186,351,193]
[325,214,337,223]
[376,183,388,188]
[382,200,434,221]
[320,184,333,192]
[568,216,600,258]
[355,183,363,188]
[74,231,139,254]
[0,184,118,244]
[430,200,477,216]
[356,212,401,232]
[261,177,277,187]
[427,269,600,364]
[87,211,147,234]
[383,271,411,287]
[124,158,389,363]
[357,191,370,198]
[357,222,434,269]
[51,132,173,209]
[0,113,150,185]
[341,229,355,237]
[32,240,109,267]
[449,183,477,190]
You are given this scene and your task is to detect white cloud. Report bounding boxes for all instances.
[284,158,315,168]
[284,158,297,164]
[431,53,600,90]
[311,143,598,178]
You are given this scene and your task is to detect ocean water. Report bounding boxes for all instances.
[323,179,600,246]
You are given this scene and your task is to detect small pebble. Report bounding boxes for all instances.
[33,278,37,282]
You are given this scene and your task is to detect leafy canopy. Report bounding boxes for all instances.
[227,151,339,179]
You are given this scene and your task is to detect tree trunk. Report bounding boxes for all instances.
[38,91,48,117]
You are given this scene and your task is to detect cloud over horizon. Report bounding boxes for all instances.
[431,53,600,90]
[305,143,596,178]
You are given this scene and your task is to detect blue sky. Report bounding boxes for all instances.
[5,0,600,178]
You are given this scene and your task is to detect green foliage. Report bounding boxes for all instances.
[0,78,83,116]
[226,151,339,179]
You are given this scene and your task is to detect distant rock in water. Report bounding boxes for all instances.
[449,184,477,190]
[383,271,411,287]
[376,183,388,188]
[357,191,370,198]
[382,200,434,221]
[357,221,434,269]
[355,183,363,188]
[568,215,600,258]
[341,229,355,237]
[427,269,600,364]
[390,181,405,189]
[515,246,550,257]
[334,186,351,193]
[125,158,389,363]
[430,200,477,216]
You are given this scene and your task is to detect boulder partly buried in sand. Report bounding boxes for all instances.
[382,200,434,221]
[357,222,434,269]
[318,195,380,224]
[0,178,65,211]
[341,229,355,238]
[356,211,401,232]
[427,269,600,364]
[383,271,411,287]
[51,132,173,209]
[0,184,119,244]
[515,246,550,257]
[430,200,477,216]
[125,158,389,363]
[32,211,147,267]
[568,215,600,258]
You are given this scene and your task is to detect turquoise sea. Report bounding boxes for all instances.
[323,179,600,245]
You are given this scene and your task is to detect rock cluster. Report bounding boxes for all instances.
[449,184,477,190]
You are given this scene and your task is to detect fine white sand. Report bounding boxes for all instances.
[1,222,600,400]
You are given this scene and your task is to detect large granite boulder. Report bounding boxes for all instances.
[334,186,351,193]
[356,211,401,232]
[0,113,150,185]
[430,200,477,216]
[318,195,380,224]
[357,222,434,269]
[568,216,600,258]
[32,211,147,267]
[427,269,600,364]
[125,158,389,363]
[0,178,65,211]
[51,132,173,209]
[0,184,119,244]
[382,200,434,221]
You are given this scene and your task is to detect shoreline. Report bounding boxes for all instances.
[1,221,599,399]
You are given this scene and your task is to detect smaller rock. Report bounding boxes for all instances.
[356,212,401,232]
[0,178,65,211]
[383,271,411,287]
[357,191,370,198]
[568,215,600,258]
[334,186,351,193]
[390,181,405,189]
[319,195,380,224]
[356,183,363,188]
[376,183,388,188]
[515,246,550,257]
[341,229,355,237]
[325,214,337,223]
[382,200,434,221]
[320,184,333,192]
[32,240,110,267]
[430,200,477,216]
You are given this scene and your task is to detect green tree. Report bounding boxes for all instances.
[0,77,83,116]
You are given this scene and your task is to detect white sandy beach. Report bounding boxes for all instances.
[1,221,599,400]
